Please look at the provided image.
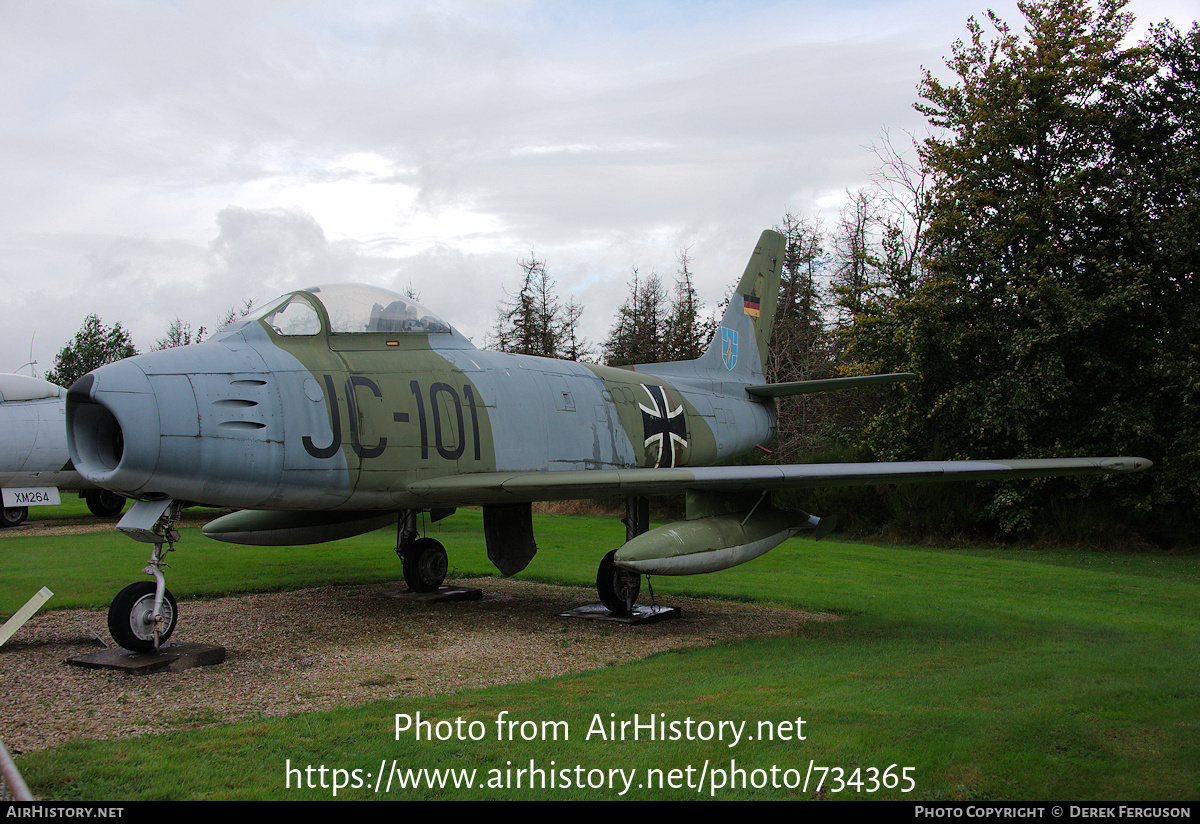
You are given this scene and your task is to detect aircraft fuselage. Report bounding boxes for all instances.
[59,231,1153,648]
[66,288,775,513]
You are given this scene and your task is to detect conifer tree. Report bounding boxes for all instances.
[603,268,665,367]
[662,251,711,362]
[491,255,590,360]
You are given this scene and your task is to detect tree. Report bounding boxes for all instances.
[842,0,1197,538]
[46,315,138,388]
[828,134,931,337]
[212,298,257,335]
[153,298,257,350]
[557,297,591,362]
[831,190,882,327]
[490,255,590,360]
[867,127,931,301]
[605,250,719,367]
[602,268,666,366]
[1111,20,1200,537]
[662,250,713,362]
[764,211,841,457]
[153,317,197,350]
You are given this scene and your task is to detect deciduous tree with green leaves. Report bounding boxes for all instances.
[46,315,138,389]
[843,0,1198,540]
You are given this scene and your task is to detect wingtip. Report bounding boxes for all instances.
[1100,457,1153,473]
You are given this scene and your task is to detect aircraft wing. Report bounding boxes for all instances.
[403,456,1151,506]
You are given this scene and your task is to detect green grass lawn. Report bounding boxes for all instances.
[20,495,98,522]
[2,509,1197,800]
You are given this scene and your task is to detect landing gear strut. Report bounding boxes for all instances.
[396,510,448,592]
[108,499,183,653]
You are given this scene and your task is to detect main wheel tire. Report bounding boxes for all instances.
[108,582,178,653]
[403,537,448,592]
[597,549,640,615]
[85,489,126,518]
[1,506,27,528]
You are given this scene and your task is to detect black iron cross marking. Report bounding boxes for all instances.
[639,384,688,468]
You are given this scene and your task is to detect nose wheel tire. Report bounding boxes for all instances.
[403,537,448,592]
[108,581,178,653]
[597,549,641,615]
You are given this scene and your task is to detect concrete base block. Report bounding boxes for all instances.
[67,642,226,675]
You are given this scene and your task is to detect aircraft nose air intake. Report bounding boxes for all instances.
[66,360,160,495]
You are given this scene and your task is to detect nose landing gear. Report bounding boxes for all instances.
[108,499,183,653]
[109,581,178,652]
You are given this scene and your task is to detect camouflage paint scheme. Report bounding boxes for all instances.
[67,235,785,513]
[63,230,1150,645]
[67,231,1145,510]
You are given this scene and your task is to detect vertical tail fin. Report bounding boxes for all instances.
[696,229,785,381]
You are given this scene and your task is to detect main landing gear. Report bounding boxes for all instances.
[597,549,641,615]
[595,495,649,616]
[107,499,183,653]
[85,488,126,518]
[395,510,448,592]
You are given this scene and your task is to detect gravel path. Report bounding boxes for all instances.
[0,577,833,755]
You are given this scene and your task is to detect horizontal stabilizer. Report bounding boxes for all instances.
[746,372,916,398]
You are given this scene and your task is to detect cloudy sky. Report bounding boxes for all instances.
[1,0,1193,374]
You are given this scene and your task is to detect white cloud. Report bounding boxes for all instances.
[0,0,1193,372]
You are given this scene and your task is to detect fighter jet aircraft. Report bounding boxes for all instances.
[64,230,1150,652]
[0,373,125,527]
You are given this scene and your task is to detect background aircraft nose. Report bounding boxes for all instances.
[66,360,160,496]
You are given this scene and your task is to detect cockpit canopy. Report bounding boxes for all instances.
[258,284,452,336]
